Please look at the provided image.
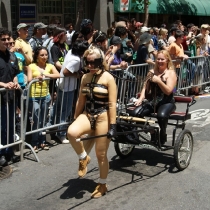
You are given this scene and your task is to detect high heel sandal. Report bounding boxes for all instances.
[40,144,49,150]
[33,146,39,153]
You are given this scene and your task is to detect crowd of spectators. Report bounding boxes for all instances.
[1,17,210,166]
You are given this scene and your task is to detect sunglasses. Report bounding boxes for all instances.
[1,37,10,41]
[84,58,102,68]
[95,31,103,42]
[9,42,15,46]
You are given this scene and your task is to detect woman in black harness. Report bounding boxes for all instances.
[67,46,117,198]
[134,50,177,145]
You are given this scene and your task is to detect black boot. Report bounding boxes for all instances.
[160,134,167,145]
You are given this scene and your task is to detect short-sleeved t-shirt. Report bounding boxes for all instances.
[14,52,26,88]
[15,38,33,65]
[168,42,185,68]
[0,50,20,103]
[57,50,81,92]
[29,63,53,97]
[136,45,148,64]
[51,43,69,68]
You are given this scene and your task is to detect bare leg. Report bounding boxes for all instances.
[94,112,110,179]
[67,113,91,155]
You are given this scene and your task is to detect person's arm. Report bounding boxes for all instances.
[43,64,60,78]
[134,71,155,106]
[109,61,128,70]
[51,45,62,71]
[17,48,32,65]
[27,66,33,83]
[63,68,83,78]
[73,75,86,119]
[151,70,177,95]
[54,61,62,71]
[107,73,117,124]
[0,81,17,89]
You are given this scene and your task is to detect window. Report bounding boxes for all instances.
[38,0,62,14]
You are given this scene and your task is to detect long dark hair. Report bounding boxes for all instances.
[33,46,49,63]
[72,40,89,56]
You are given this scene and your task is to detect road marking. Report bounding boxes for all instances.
[186,109,210,127]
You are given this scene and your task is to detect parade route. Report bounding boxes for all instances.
[0,97,210,210]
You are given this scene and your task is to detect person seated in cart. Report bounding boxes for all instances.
[134,50,177,145]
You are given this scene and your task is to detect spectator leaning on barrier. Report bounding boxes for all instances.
[108,36,128,70]
[115,26,133,64]
[27,46,60,153]
[53,40,89,144]
[0,27,20,166]
[15,23,33,65]
[29,22,48,52]
[168,29,189,70]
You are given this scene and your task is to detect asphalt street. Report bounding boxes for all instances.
[0,96,210,210]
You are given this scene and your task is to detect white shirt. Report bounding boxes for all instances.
[66,30,75,46]
[57,50,81,92]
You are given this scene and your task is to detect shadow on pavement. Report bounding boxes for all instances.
[109,147,179,178]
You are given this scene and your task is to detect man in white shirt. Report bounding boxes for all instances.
[52,40,89,143]
[66,23,75,49]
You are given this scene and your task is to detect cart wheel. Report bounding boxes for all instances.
[174,129,193,171]
[114,142,135,158]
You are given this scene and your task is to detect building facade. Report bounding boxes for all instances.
[4,0,114,35]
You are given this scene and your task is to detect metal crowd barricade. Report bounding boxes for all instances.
[176,55,210,94]
[22,76,79,162]
[0,88,25,161]
[111,63,150,115]
[8,55,209,163]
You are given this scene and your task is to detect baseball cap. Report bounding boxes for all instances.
[110,36,122,45]
[141,26,150,33]
[139,33,152,45]
[17,23,30,30]
[80,19,93,36]
[135,22,143,28]
[34,22,48,29]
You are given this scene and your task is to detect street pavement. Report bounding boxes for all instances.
[0,96,210,210]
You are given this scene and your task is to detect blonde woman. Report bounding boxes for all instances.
[67,46,117,198]
[158,28,169,50]
[135,50,177,145]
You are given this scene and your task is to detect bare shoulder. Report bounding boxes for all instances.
[167,69,177,79]
[103,71,115,80]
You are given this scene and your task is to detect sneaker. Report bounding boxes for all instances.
[57,136,69,144]
[15,133,20,142]
[204,86,210,93]
[78,155,91,177]
[91,183,107,199]
[62,139,69,144]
